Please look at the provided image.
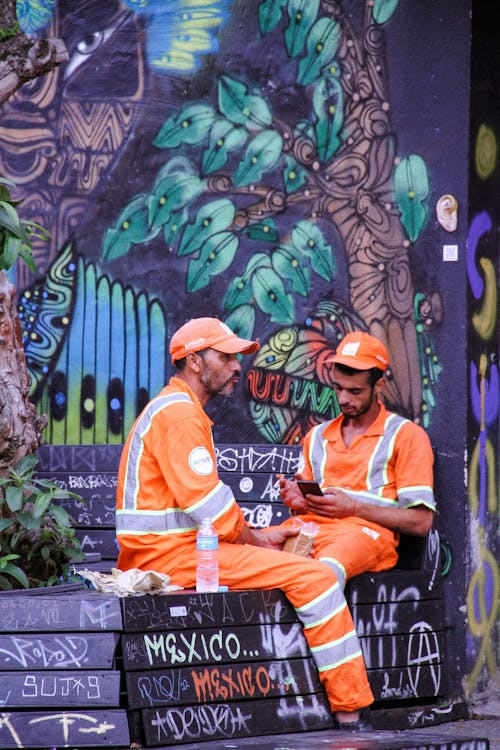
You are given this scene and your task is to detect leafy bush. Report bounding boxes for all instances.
[0,176,50,272]
[0,453,84,589]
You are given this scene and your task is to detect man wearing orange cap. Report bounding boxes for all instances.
[116,317,374,729]
[279,330,436,592]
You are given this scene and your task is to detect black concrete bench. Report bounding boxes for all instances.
[31,442,452,746]
[0,585,130,748]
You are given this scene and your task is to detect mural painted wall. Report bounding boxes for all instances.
[466,1,500,705]
[1,0,458,446]
[3,0,495,702]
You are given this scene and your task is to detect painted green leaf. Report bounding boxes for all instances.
[147,173,205,231]
[218,75,272,131]
[154,104,216,148]
[285,0,320,58]
[291,220,335,279]
[187,232,239,292]
[393,155,429,242]
[103,195,160,261]
[252,266,294,323]
[373,0,399,24]
[272,245,310,295]
[163,208,188,248]
[202,118,248,174]
[178,199,236,256]
[258,0,286,34]
[223,252,271,310]
[233,130,284,187]
[241,218,279,242]
[284,156,308,194]
[297,17,340,87]
[313,73,343,161]
[224,305,256,341]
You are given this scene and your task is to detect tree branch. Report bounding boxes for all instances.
[0,0,67,105]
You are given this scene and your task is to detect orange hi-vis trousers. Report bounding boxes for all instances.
[168,541,374,713]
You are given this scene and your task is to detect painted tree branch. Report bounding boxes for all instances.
[0,0,67,105]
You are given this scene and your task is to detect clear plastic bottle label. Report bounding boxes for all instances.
[197,536,218,551]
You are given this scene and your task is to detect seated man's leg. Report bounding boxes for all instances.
[312,519,399,589]
[170,543,374,715]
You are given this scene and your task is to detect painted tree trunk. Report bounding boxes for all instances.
[0,271,47,473]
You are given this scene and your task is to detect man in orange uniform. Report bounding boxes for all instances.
[279,330,436,592]
[116,317,374,729]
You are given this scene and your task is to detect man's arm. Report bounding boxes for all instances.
[304,489,434,536]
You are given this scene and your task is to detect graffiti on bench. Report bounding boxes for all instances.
[0,594,122,632]
[0,670,121,708]
[142,694,332,745]
[0,709,130,748]
[0,633,118,669]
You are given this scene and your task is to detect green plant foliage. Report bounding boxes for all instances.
[291,220,335,279]
[154,103,216,148]
[258,0,285,34]
[218,75,272,130]
[102,195,160,261]
[393,155,429,242]
[285,0,320,58]
[178,199,236,256]
[187,232,239,292]
[271,245,310,295]
[0,453,84,590]
[297,17,340,86]
[313,73,343,161]
[0,178,50,273]
[373,0,400,24]
[252,265,294,323]
[202,119,248,175]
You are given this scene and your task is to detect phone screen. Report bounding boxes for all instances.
[297,480,324,497]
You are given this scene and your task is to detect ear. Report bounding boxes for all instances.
[186,351,203,373]
[374,376,386,397]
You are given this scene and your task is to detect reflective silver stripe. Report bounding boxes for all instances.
[365,413,407,491]
[122,392,194,512]
[309,422,329,485]
[398,485,436,511]
[319,556,347,590]
[295,582,347,629]
[310,630,363,671]
[116,481,235,535]
[116,507,195,534]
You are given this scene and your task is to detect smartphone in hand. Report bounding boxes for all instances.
[297,480,324,497]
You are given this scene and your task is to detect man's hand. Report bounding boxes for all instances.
[306,487,356,518]
[278,475,308,513]
[257,526,300,550]
[235,523,299,550]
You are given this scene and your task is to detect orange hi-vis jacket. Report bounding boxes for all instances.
[301,401,436,516]
[115,376,375,713]
[115,376,246,573]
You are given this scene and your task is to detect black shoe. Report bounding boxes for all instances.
[333,716,372,731]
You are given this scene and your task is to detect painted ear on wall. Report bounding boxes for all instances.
[436,194,458,232]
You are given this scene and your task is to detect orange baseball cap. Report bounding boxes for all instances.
[329,331,389,371]
[170,317,259,363]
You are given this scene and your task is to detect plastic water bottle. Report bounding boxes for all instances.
[196,517,219,592]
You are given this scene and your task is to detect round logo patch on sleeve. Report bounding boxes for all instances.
[189,446,214,475]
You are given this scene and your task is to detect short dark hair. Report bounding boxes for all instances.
[334,361,384,387]
[173,348,209,371]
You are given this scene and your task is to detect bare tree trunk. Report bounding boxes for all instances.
[0,271,47,473]
[0,0,67,105]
